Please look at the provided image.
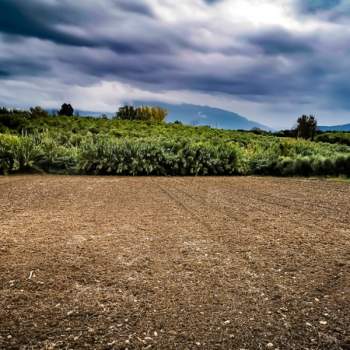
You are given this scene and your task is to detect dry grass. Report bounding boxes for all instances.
[0,176,349,349]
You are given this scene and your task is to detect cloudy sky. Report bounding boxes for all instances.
[0,0,350,128]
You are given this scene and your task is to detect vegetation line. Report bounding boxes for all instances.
[0,105,349,177]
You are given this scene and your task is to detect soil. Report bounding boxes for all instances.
[0,176,349,350]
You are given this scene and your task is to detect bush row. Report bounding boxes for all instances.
[315,132,350,146]
[0,134,242,175]
[1,133,349,176]
[252,155,350,176]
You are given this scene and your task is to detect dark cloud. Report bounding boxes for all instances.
[0,0,187,56]
[55,45,310,102]
[203,0,221,4]
[0,0,349,126]
[247,29,315,55]
[0,69,10,78]
[113,0,154,17]
[0,57,50,78]
[299,0,342,13]
[0,0,94,47]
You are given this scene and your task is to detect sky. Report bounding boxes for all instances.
[0,0,350,128]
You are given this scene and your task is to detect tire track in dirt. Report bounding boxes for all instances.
[152,178,277,288]
[156,178,350,288]
[161,178,304,230]
[168,177,350,234]
[153,179,214,233]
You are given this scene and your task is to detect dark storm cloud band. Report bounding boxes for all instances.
[247,29,315,55]
[0,0,158,51]
[0,0,94,47]
[0,0,349,111]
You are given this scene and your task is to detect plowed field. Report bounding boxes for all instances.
[0,176,349,349]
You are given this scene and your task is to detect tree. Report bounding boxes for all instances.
[296,115,317,140]
[0,107,9,115]
[58,103,74,116]
[150,106,168,122]
[114,105,167,122]
[30,106,49,118]
[115,106,137,120]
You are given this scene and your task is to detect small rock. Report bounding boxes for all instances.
[266,343,274,348]
[320,320,327,325]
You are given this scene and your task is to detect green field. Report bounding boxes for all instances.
[1,111,350,176]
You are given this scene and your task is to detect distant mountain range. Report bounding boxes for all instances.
[319,124,350,132]
[52,103,349,132]
[134,102,272,131]
[71,102,271,131]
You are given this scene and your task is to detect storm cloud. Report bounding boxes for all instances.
[0,0,350,127]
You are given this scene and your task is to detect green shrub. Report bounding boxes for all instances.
[78,137,241,176]
[0,134,40,173]
[316,132,350,146]
[0,111,349,177]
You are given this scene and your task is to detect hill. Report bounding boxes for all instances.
[53,106,350,133]
[72,101,272,131]
[69,103,271,131]
[319,124,350,132]
[134,102,271,131]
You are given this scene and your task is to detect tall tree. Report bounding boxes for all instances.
[296,115,317,140]
[58,103,74,116]
[115,106,137,120]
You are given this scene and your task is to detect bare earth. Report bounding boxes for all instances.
[0,176,349,350]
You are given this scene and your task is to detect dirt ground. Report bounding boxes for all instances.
[0,176,349,350]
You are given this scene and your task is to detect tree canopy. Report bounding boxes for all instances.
[297,115,317,140]
[58,103,74,116]
[115,105,167,123]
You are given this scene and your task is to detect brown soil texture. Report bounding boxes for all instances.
[0,176,349,350]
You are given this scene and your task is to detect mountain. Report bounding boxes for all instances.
[319,124,350,132]
[53,102,271,131]
[134,101,271,131]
